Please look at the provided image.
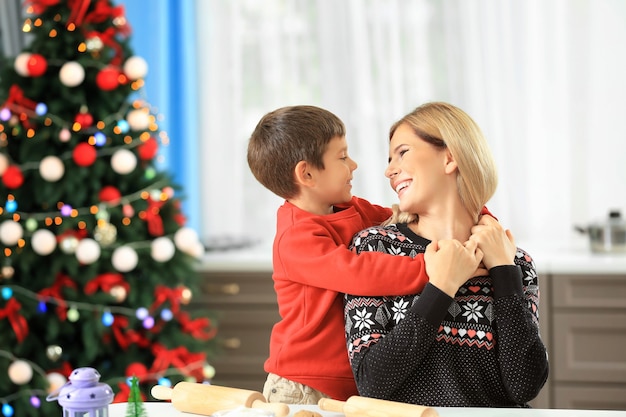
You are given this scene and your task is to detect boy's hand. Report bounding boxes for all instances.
[469,215,516,270]
[425,239,484,297]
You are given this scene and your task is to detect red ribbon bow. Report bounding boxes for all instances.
[150,285,182,315]
[0,298,29,342]
[84,0,130,34]
[143,197,165,237]
[177,311,217,341]
[85,27,124,65]
[110,315,150,350]
[66,0,91,28]
[2,85,38,128]
[113,381,130,403]
[150,344,207,380]
[5,85,37,110]
[38,273,78,321]
[56,228,88,243]
[84,272,129,295]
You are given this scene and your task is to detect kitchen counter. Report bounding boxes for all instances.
[109,402,626,417]
[200,238,626,275]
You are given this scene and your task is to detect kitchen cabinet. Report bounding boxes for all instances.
[548,274,626,410]
[191,269,278,392]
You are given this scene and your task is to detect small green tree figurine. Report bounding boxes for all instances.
[125,376,147,417]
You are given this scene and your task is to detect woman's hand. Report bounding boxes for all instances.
[469,215,516,270]
[425,239,484,297]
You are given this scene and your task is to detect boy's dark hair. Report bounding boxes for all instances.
[247,105,346,199]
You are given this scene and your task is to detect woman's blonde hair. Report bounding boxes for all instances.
[383,102,498,225]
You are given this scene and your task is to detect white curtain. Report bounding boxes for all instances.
[196,0,626,250]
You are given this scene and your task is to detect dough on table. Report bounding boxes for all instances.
[293,410,323,417]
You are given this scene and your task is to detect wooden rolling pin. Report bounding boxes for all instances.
[319,396,439,417]
[151,381,290,417]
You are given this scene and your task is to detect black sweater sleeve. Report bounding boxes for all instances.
[490,259,550,404]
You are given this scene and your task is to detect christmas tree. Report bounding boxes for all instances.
[125,376,147,417]
[0,1,217,416]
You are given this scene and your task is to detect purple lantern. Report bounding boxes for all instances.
[47,367,114,417]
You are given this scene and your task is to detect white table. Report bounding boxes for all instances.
[109,402,626,417]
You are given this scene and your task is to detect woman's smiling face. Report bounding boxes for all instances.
[385,123,450,214]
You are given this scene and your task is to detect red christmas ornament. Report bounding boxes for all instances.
[73,142,97,167]
[74,111,94,129]
[99,185,122,204]
[96,66,121,91]
[125,362,148,379]
[138,137,158,160]
[2,165,24,189]
[26,54,48,77]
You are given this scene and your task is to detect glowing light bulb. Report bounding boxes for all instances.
[142,316,155,329]
[157,377,172,387]
[2,403,14,417]
[102,310,114,326]
[136,307,149,320]
[2,287,13,300]
[35,103,47,116]
[160,309,173,321]
[30,396,40,408]
[117,120,130,133]
[94,131,106,146]
[0,107,10,121]
[67,307,80,322]
[4,200,17,213]
[60,204,72,216]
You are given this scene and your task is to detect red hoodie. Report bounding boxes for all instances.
[265,196,429,400]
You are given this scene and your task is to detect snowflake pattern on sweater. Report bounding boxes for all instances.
[344,223,549,407]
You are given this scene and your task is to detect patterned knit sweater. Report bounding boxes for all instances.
[344,223,549,407]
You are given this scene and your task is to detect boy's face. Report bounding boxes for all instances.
[310,135,358,208]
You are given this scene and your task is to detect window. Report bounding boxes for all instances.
[195,0,626,248]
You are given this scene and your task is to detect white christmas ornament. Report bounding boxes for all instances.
[8,360,33,385]
[75,238,101,264]
[14,53,31,77]
[0,220,24,246]
[112,245,138,272]
[126,109,150,131]
[31,229,57,255]
[59,61,85,87]
[59,236,79,254]
[174,227,199,253]
[189,241,206,258]
[151,237,175,262]
[111,148,137,174]
[123,55,148,80]
[39,155,65,182]
[46,372,67,393]
[0,153,9,175]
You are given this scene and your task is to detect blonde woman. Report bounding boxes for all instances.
[344,102,548,407]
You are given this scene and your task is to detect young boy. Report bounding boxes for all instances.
[247,105,429,404]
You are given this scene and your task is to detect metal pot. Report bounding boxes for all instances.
[575,210,626,254]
